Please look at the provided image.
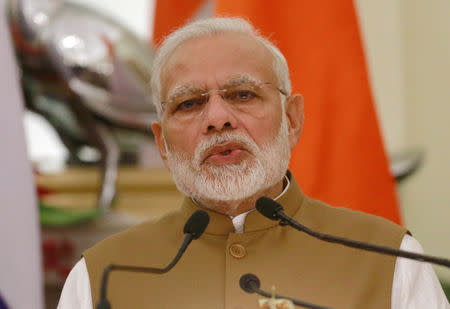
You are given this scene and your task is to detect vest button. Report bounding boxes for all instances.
[229,243,246,259]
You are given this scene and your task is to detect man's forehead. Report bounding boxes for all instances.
[160,33,276,98]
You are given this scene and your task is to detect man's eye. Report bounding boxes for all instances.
[175,98,204,111]
[227,90,257,102]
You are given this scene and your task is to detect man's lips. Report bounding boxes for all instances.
[201,142,248,165]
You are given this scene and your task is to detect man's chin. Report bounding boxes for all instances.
[193,189,258,204]
[199,158,256,174]
[193,169,267,202]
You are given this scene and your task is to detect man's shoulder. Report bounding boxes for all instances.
[84,209,184,261]
[299,196,407,241]
[81,208,188,306]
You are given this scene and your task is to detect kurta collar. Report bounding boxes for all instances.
[179,170,305,236]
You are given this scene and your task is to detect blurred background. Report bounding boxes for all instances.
[1,0,449,308]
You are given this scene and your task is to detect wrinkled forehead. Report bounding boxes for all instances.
[160,32,277,100]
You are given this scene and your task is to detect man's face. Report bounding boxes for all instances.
[152,33,302,203]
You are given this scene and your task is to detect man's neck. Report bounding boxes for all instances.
[194,178,284,217]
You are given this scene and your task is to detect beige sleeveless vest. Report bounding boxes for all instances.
[84,173,406,309]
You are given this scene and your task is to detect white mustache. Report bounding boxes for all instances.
[193,131,259,167]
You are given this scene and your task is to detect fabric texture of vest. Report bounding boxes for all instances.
[84,172,407,309]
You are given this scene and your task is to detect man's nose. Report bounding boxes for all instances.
[201,93,237,133]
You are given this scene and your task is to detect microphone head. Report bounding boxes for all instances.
[239,273,261,293]
[184,210,210,239]
[255,196,284,221]
[96,299,111,309]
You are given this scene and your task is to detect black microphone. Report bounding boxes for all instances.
[256,196,450,268]
[240,273,332,309]
[96,210,210,309]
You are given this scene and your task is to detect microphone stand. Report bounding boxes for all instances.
[97,233,194,309]
[240,273,332,309]
[276,210,450,268]
[96,209,210,309]
[256,197,450,269]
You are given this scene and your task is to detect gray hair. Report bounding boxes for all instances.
[150,17,292,119]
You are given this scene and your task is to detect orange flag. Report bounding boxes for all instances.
[215,1,402,223]
[153,0,206,44]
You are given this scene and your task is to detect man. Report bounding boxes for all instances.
[58,17,449,308]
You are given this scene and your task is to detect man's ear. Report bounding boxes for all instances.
[151,122,169,168]
[285,94,304,149]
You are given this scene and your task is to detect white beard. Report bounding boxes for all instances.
[165,115,291,205]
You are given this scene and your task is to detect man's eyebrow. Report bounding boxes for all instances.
[165,74,262,100]
[166,84,204,100]
[221,74,262,87]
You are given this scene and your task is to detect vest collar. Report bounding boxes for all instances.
[179,170,305,236]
